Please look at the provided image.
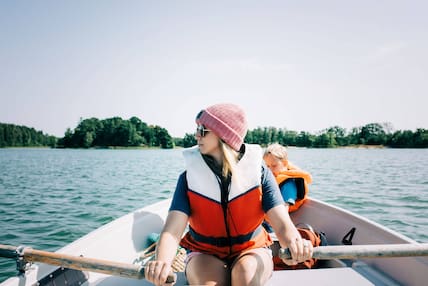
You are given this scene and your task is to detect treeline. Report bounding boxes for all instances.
[2,121,427,149]
[180,123,428,148]
[0,123,57,147]
[57,117,174,148]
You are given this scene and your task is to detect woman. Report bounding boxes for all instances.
[145,103,313,286]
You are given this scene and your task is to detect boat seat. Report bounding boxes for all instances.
[93,269,372,286]
[267,268,375,286]
[85,266,400,286]
[157,268,375,286]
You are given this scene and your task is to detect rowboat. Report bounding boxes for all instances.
[1,197,428,286]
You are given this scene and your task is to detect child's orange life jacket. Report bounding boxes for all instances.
[275,162,312,212]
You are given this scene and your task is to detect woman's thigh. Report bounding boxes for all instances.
[231,248,273,286]
[186,253,229,286]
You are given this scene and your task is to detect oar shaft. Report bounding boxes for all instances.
[0,244,17,259]
[0,244,176,283]
[26,248,144,279]
[279,243,428,260]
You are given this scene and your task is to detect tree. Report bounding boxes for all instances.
[413,129,428,148]
[296,131,314,147]
[182,133,197,148]
[325,126,348,146]
[388,130,413,148]
[313,132,337,148]
[360,123,387,145]
[281,130,298,146]
[56,116,174,148]
[0,123,57,147]
[152,126,174,148]
[0,125,5,147]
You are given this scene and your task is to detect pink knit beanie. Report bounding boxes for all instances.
[196,103,248,151]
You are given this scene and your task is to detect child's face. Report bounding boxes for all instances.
[263,153,286,176]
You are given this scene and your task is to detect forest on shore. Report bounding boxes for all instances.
[0,123,57,148]
[1,118,427,149]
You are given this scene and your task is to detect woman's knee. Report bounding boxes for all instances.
[186,253,229,286]
[231,249,273,285]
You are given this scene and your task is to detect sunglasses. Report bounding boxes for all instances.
[196,125,211,137]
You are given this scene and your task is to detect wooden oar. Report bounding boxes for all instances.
[0,244,176,283]
[279,243,428,260]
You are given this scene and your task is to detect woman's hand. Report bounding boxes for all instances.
[266,204,314,265]
[282,236,313,265]
[144,211,188,285]
[144,260,174,286]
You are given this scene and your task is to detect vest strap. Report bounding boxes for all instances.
[189,225,263,247]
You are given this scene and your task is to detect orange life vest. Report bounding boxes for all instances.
[179,145,272,259]
[275,163,312,212]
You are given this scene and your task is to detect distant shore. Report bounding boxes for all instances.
[2,144,387,150]
[339,144,385,149]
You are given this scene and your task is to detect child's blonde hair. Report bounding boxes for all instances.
[264,143,288,161]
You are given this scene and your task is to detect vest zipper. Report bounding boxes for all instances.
[217,175,232,255]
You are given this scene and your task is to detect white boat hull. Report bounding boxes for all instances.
[2,198,427,286]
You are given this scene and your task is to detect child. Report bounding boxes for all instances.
[263,143,312,213]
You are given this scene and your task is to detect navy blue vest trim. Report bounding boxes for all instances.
[188,225,263,247]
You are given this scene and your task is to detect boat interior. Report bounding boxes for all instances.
[2,198,427,286]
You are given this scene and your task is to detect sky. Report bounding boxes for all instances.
[1,1,427,138]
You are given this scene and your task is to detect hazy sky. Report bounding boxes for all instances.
[1,1,427,138]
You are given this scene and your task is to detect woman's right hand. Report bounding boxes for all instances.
[145,211,188,285]
[144,260,175,285]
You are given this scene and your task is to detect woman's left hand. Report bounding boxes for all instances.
[266,204,314,265]
[282,236,313,265]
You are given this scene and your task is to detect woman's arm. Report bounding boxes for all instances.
[145,210,188,285]
[157,211,188,262]
[266,204,313,265]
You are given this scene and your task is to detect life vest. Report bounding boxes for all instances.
[180,144,272,259]
[276,163,312,212]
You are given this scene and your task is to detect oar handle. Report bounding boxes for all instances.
[0,244,176,283]
[279,243,428,260]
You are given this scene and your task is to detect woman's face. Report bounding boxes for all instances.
[263,153,286,176]
[195,125,221,157]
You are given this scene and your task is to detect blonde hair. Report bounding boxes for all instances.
[220,140,239,178]
[264,143,288,161]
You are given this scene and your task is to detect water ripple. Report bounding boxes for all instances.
[1,148,427,282]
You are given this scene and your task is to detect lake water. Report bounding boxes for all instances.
[1,147,427,282]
